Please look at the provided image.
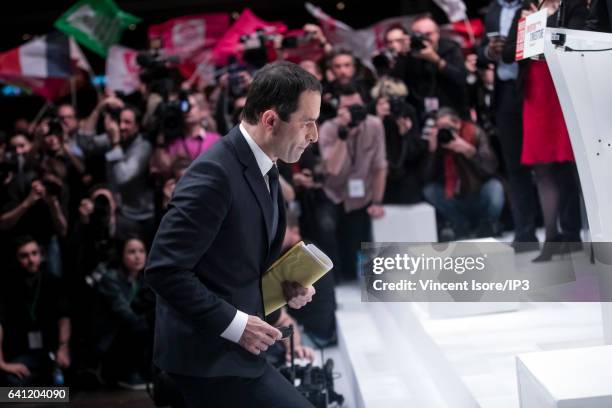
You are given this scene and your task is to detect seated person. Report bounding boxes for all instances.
[0,236,71,386]
[83,236,155,391]
[422,107,504,240]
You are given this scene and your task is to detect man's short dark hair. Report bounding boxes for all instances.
[328,48,356,65]
[384,24,408,40]
[337,83,360,97]
[436,107,461,121]
[242,61,322,125]
[410,14,438,30]
[121,105,142,125]
[13,235,38,253]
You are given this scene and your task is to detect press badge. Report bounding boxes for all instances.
[348,179,365,198]
[424,97,440,113]
[28,331,43,350]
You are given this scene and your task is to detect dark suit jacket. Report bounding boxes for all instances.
[586,0,612,32]
[145,125,286,378]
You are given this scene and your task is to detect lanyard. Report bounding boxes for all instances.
[26,274,42,323]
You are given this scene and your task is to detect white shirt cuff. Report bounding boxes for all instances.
[220,310,248,343]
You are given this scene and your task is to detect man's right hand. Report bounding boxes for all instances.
[238,315,282,356]
[0,362,30,379]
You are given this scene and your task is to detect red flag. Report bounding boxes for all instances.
[148,13,230,57]
[212,8,286,65]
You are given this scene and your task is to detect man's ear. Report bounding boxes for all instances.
[261,110,277,132]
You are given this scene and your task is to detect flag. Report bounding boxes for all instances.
[212,8,286,65]
[279,29,324,64]
[0,32,91,100]
[148,13,230,58]
[105,45,140,94]
[54,0,141,57]
[148,13,230,81]
[432,0,468,23]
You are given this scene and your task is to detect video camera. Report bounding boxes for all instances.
[155,90,191,143]
[137,50,181,98]
[240,28,275,69]
[281,31,315,49]
[347,104,368,128]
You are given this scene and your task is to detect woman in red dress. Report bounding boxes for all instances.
[503,0,587,261]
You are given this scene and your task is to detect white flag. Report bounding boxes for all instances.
[105,45,140,94]
[432,0,467,23]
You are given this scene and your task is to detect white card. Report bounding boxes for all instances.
[348,179,366,198]
[28,331,43,350]
[424,97,440,113]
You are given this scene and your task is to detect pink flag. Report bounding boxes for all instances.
[105,45,140,94]
[148,13,230,58]
[212,8,286,65]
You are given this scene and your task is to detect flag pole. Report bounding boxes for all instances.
[30,100,52,132]
[70,75,77,109]
[463,17,475,46]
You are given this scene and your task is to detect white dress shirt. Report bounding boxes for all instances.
[220,123,275,343]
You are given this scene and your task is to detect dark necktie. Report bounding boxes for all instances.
[267,164,279,238]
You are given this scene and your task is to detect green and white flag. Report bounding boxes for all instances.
[54,0,141,57]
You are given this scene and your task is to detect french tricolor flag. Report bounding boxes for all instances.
[0,31,91,100]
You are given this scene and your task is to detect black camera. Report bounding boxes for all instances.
[372,48,398,75]
[410,32,428,51]
[348,104,368,128]
[104,106,122,123]
[240,28,274,69]
[156,91,191,143]
[137,51,181,98]
[437,127,455,145]
[278,359,344,408]
[281,31,315,49]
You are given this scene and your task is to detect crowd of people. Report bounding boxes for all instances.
[0,0,588,394]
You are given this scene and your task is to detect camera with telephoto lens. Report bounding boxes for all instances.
[347,104,368,128]
[240,28,275,69]
[42,178,62,196]
[155,90,191,143]
[437,127,455,145]
[0,150,20,182]
[137,50,181,98]
[372,48,398,75]
[410,32,428,51]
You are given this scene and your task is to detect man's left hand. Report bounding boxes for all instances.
[282,282,315,309]
[443,137,476,158]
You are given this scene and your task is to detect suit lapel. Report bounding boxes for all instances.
[227,127,275,245]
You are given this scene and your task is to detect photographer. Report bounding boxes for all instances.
[1,131,68,278]
[0,236,71,386]
[78,104,155,243]
[386,16,469,119]
[318,84,388,281]
[422,108,504,239]
[149,92,221,182]
[374,96,426,204]
[84,236,154,390]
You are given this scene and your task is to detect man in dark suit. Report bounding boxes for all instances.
[145,61,322,407]
[478,0,539,250]
[586,0,612,32]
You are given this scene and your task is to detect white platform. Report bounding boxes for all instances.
[517,346,612,408]
[372,203,438,243]
[336,248,606,408]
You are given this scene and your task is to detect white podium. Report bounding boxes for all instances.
[544,27,612,344]
[516,346,612,408]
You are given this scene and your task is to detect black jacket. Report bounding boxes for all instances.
[145,126,286,378]
[586,0,612,32]
[390,38,469,119]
